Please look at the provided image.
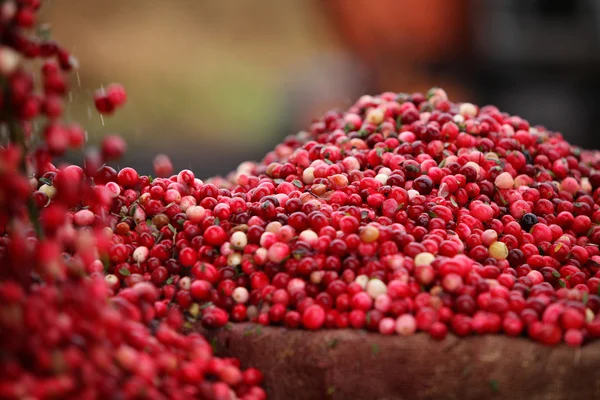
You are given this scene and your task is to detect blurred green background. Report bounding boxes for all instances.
[40,0,350,177]
[40,0,600,177]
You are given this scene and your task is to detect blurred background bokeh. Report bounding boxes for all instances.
[40,0,600,178]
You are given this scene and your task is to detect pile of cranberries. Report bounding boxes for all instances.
[2,0,600,398]
[80,85,600,348]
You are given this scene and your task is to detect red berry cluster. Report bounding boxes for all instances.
[94,83,127,115]
[59,88,600,348]
[0,279,264,399]
[0,2,265,399]
[3,0,600,398]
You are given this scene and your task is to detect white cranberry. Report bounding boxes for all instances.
[232,287,249,304]
[375,173,388,185]
[132,246,149,263]
[298,229,318,246]
[302,167,315,184]
[459,102,477,118]
[227,253,242,267]
[38,184,56,199]
[230,231,248,249]
[355,274,369,289]
[366,278,387,299]
[310,271,324,284]
[0,46,20,75]
[178,277,191,291]
[414,252,435,267]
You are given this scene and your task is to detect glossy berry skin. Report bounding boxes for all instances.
[302,305,326,330]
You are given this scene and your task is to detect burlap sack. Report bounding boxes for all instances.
[199,323,600,400]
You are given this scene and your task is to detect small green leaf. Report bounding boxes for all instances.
[489,379,499,394]
[344,123,353,133]
[292,180,303,188]
[165,276,174,285]
[376,148,384,158]
[426,87,438,100]
[558,280,567,288]
[147,175,153,183]
[118,267,131,276]
[36,24,52,41]
[551,271,560,278]
[324,158,334,165]
[566,275,572,281]
[370,343,379,355]
[273,179,284,185]
[129,205,138,217]
[583,292,589,306]
[357,129,369,138]
[101,255,110,274]
[428,211,438,218]
[325,338,339,349]
[39,177,53,186]
[199,302,214,310]
[450,197,458,207]
[396,115,403,131]
[396,92,409,103]
[537,245,545,255]
[167,223,176,233]
[214,217,220,226]
[210,337,219,353]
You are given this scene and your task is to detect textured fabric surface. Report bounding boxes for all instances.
[199,323,600,400]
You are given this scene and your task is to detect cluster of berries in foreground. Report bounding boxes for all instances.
[2,0,600,398]
[0,1,263,399]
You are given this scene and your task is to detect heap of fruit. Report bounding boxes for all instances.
[2,0,600,398]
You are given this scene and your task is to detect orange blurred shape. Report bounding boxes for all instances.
[322,0,469,64]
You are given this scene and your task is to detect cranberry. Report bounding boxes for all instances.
[302,305,325,330]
